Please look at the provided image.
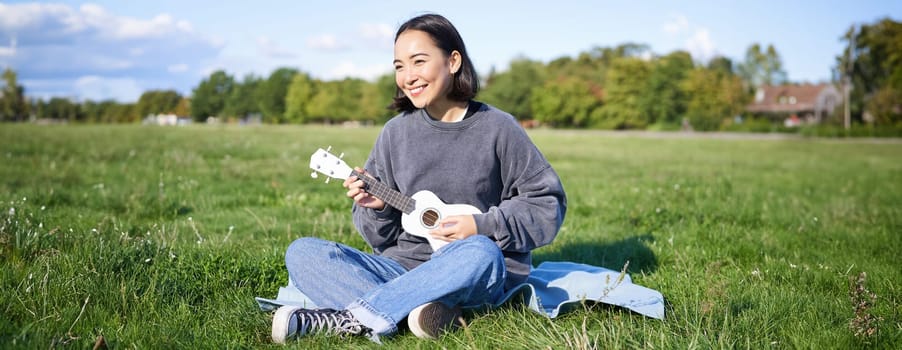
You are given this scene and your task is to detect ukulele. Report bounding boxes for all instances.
[309,147,481,251]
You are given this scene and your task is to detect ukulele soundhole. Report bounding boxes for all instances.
[421,208,440,228]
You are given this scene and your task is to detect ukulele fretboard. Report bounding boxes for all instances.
[351,170,416,214]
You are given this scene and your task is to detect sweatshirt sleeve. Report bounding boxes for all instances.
[472,124,567,253]
[351,131,403,253]
[352,202,402,253]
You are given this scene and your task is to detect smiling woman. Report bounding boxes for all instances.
[393,29,465,120]
[271,13,568,344]
[390,15,479,121]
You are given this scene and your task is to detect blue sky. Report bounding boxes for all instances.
[1,0,899,102]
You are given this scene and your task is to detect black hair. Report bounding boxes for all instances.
[390,13,479,112]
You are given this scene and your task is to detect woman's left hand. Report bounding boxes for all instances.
[429,215,477,242]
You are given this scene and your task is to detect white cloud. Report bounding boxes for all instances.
[359,23,393,40]
[92,56,134,70]
[76,4,202,42]
[19,78,72,99]
[0,3,213,44]
[0,3,78,33]
[257,36,297,59]
[0,3,222,101]
[0,35,14,57]
[329,61,389,81]
[659,14,718,62]
[305,24,392,54]
[686,28,716,62]
[358,23,394,49]
[74,75,144,102]
[114,13,177,39]
[662,14,689,35]
[176,20,193,32]
[307,34,348,51]
[207,35,226,48]
[168,63,189,73]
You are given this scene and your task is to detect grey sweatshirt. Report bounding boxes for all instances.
[352,101,567,289]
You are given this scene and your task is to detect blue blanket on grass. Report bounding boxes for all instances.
[256,261,665,320]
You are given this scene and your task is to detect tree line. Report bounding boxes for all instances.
[2,18,899,130]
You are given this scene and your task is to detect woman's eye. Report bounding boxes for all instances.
[414,60,425,65]
[394,65,403,71]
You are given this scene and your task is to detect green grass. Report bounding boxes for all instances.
[1,124,900,349]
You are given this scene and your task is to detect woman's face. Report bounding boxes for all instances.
[393,30,461,111]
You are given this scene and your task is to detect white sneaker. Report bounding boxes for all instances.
[407,302,463,339]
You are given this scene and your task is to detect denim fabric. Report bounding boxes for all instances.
[285,235,507,336]
[285,237,409,309]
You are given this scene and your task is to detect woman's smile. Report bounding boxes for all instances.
[409,85,426,97]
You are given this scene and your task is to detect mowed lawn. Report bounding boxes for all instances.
[1,124,899,349]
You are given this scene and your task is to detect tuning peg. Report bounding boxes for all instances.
[339,152,344,159]
[325,177,331,184]
[310,172,318,179]
[326,146,332,152]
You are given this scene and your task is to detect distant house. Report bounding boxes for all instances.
[746,83,842,126]
[142,113,193,126]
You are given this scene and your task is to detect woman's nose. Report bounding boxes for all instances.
[404,69,417,86]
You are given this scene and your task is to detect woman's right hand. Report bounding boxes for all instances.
[343,167,386,210]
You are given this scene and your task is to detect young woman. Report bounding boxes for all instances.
[272,13,567,343]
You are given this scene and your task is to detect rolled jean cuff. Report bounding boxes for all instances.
[346,299,397,336]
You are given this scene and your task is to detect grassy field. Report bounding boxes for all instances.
[1,124,899,349]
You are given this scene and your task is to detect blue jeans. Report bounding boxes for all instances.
[285,235,507,336]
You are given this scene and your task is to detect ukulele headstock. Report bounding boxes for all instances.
[309,146,353,183]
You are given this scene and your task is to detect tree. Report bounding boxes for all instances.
[537,43,655,129]
[372,72,398,122]
[173,97,191,117]
[641,51,694,125]
[305,80,342,123]
[30,98,42,120]
[480,58,545,120]
[0,68,28,121]
[531,76,602,128]
[707,56,735,76]
[543,43,651,88]
[836,18,902,124]
[81,99,117,123]
[103,103,138,123]
[224,74,262,119]
[866,86,902,126]
[341,78,372,121]
[596,43,652,62]
[136,90,181,117]
[762,45,788,85]
[737,43,788,88]
[44,97,81,121]
[681,67,748,131]
[191,70,234,121]
[595,57,653,129]
[357,76,394,122]
[69,99,140,123]
[284,73,317,123]
[257,67,298,123]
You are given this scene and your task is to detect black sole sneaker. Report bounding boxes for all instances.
[407,302,464,339]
